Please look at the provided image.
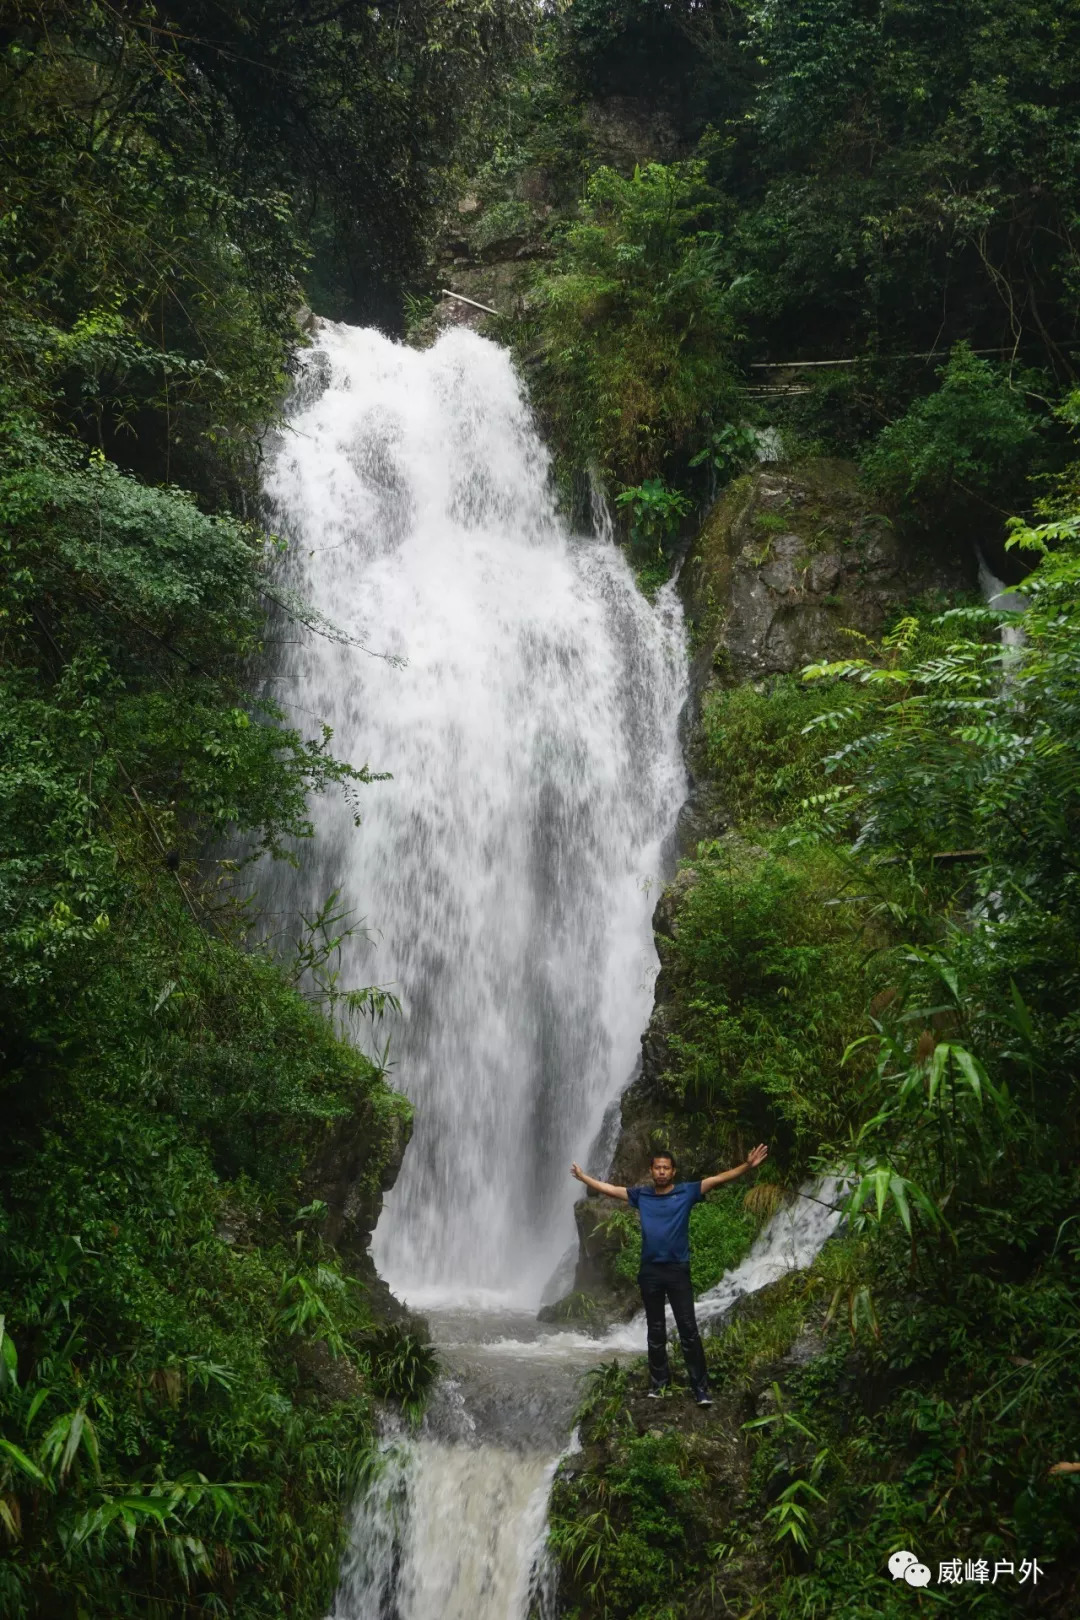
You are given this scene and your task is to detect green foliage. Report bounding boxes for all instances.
[700,675,868,827]
[615,478,692,547]
[3,0,530,367]
[862,344,1043,518]
[559,517,1080,1619]
[704,1278,811,1394]
[0,1084,413,1617]
[0,390,422,1611]
[733,0,1080,383]
[538,0,1080,477]
[472,199,536,254]
[0,687,417,1616]
[534,5,1080,1614]
[660,841,887,1159]
[549,1428,706,1620]
[616,477,692,595]
[689,422,760,484]
[364,1328,439,1424]
[687,1195,759,1295]
[523,159,740,489]
[0,7,495,1612]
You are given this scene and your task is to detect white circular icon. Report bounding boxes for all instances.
[888,1550,918,1580]
[905,1563,932,1588]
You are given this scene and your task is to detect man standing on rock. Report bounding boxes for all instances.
[571,1145,769,1405]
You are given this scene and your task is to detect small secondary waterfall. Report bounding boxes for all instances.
[977,548,1028,652]
[263,325,843,1619]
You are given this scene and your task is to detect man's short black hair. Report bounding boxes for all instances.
[650,1148,677,1168]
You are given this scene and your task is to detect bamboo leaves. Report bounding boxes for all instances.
[0,1437,47,1489]
[42,1407,100,1485]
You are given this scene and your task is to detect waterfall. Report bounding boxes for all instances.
[263,322,686,1305]
[328,1185,843,1619]
[976,547,1028,652]
[333,1433,560,1620]
[263,322,688,1616]
[264,324,841,1620]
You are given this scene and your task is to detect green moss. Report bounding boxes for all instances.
[470,198,535,253]
[634,554,674,601]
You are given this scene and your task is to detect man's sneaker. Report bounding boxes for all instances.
[695,1394,713,1407]
[646,1385,669,1399]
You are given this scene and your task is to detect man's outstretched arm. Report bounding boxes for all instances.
[571,1162,630,1201]
[700,1142,768,1195]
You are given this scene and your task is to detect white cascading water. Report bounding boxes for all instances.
[976,548,1028,652]
[330,1182,844,1620]
[262,323,844,1620]
[264,322,686,1309]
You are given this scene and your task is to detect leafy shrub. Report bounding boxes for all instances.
[524,159,739,489]
[0,1099,387,1618]
[700,676,870,828]
[661,843,885,1159]
[862,344,1042,517]
[616,476,693,594]
[0,22,440,1604]
[549,1430,706,1620]
[364,1327,439,1423]
[615,477,693,547]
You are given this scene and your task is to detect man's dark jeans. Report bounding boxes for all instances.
[639,1260,709,1397]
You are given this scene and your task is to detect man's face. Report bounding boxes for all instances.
[650,1156,675,1190]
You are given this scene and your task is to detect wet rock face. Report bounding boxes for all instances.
[302,1093,416,1324]
[682,459,972,697]
[580,96,681,171]
[561,1196,641,1319]
[303,1094,412,1257]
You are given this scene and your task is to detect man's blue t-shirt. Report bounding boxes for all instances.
[627,1180,703,1265]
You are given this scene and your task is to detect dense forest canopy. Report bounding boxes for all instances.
[493,0,1076,546]
[2,0,1080,1615]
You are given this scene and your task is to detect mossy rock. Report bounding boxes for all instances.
[681,459,972,693]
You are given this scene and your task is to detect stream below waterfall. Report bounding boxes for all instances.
[263,324,843,1620]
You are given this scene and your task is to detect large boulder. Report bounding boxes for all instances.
[673,458,973,852]
[682,459,971,694]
